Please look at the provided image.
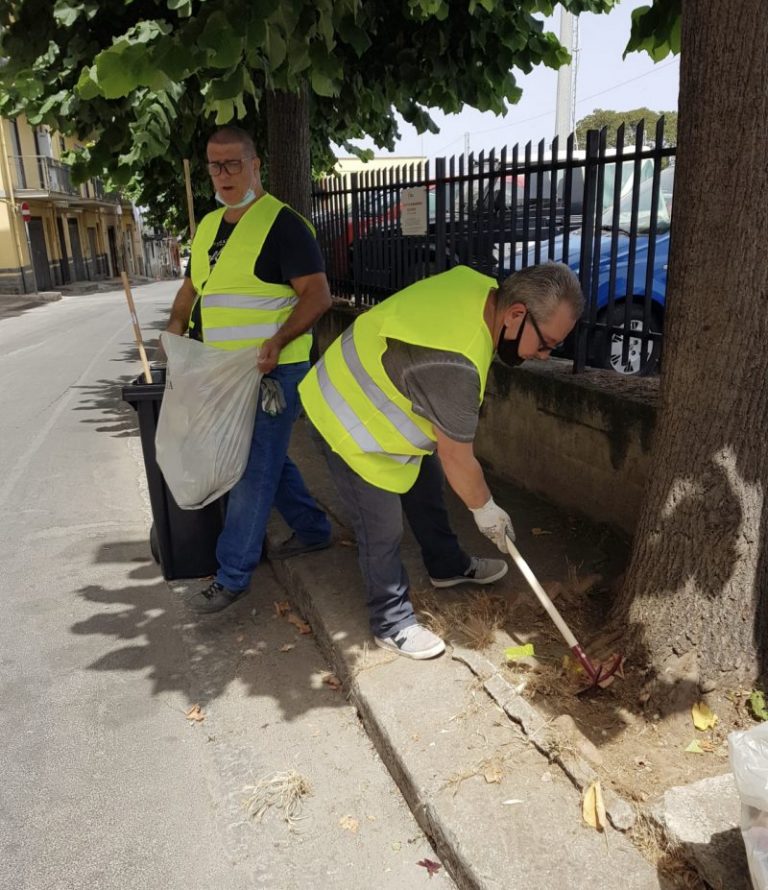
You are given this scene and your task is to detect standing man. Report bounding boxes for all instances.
[167,126,332,613]
[300,262,583,659]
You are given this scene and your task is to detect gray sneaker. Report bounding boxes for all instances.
[429,556,508,589]
[374,624,446,660]
[186,580,247,614]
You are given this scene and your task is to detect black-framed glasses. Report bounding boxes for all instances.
[205,157,252,176]
[527,311,563,353]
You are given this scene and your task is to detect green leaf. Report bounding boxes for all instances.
[53,0,83,28]
[749,691,768,722]
[94,47,143,99]
[167,0,193,16]
[311,70,337,98]
[210,67,247,101]
[265,26,287,70]
[199,12,244,68]
[75,65,100,100]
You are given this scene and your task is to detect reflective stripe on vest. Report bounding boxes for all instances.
[203,293,299,312]
[339,328,434,452]
[315,359,418,465]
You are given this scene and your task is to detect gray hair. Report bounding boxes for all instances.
[497,262,584,321]
[207,126,258,157]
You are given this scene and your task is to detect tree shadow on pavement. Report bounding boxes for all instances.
[71,539,348,723]
[70,316,167,439]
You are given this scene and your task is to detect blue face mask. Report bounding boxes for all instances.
[215,188,256,208]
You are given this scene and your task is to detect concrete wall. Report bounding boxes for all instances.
[313,303,659,535]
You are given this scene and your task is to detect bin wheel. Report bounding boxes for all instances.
[149,523,160,564]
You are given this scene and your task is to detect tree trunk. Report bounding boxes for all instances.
[612,0,768,698]
[265,82,312,219]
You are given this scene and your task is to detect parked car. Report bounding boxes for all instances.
[525,164,674,376]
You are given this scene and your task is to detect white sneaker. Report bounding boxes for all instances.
[429,556,508,589]
[374,624,446,660]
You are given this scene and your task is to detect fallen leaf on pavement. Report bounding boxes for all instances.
[748,690,768,721]
[504,643,535,661]
[185,704,205,722]
[274,601,290,617]
[483,760,504,784]
[323,673,342,690]
[279,644,295,653]
[685,740,705,754]
[339,815,359,833]
[582,780,606,831]
[417,858,442,877]
[692,701,718,731]
[287,612,312,634]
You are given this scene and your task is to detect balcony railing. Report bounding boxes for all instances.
[6,154,114,201]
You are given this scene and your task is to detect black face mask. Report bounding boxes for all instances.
[496,313,527,368]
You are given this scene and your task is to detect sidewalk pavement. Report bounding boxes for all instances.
[265,418,747,890]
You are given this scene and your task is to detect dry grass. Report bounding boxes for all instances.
[630,815,706,889]
[410,587,510,650]
[243,770,312,828]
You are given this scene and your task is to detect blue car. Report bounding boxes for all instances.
[523,165,674,375]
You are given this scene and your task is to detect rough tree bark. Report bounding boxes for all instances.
[264,81,312,219]
[611,0,768,703]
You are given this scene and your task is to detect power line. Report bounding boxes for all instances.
[431,57,679,152]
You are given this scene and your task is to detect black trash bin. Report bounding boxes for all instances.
[122,367,227,581]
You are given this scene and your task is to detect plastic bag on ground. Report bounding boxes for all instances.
[155,332,262,509]
[728,721,768,889]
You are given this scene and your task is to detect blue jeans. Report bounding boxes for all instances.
[215,362,331,592]
[319,440,469,637]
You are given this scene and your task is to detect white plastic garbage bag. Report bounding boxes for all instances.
[729,721,768,889]
[155,332,262,509]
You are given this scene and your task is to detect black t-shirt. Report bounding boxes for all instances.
[186,206,325,282]
[186,206,325,338]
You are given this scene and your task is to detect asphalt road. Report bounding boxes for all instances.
[0,283,453,890]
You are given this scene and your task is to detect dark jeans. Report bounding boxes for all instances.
[215,362,331,591]
[320,443,469,637]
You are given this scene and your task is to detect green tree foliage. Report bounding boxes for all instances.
[575,107,677,148]
[624,0,680,61]
[0,0,618,231]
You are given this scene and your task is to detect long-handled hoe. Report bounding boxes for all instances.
[505,535,623,690]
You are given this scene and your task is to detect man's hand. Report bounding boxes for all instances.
[257,338,281,373]
[470,497,515,553]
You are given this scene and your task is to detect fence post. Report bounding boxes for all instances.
[574,128,600,373]
[434,157,447,273]
[350,172,361,307]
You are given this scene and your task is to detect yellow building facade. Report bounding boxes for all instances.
[0,116,144,293]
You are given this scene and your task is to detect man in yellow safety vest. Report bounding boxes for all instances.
[167,126,333,613]
[300,262,583,659]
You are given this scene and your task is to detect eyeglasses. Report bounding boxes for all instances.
[527,311,563,353]
[205,157,252,176]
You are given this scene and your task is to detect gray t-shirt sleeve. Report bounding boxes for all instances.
[381,340,481,442]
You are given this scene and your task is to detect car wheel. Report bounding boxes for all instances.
[597,303,662,376]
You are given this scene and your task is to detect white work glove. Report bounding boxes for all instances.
[470,497,515,553]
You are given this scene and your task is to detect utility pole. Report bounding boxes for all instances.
[555,10,577,143]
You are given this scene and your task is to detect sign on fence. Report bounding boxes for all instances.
[399,186,428,236]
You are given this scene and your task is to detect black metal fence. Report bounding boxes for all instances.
[311,119,675,375]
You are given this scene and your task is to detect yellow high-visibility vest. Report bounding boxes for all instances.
[189,193,312,363]
[299,266,495,493]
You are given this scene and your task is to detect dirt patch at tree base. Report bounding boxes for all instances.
[410,523,758,810]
